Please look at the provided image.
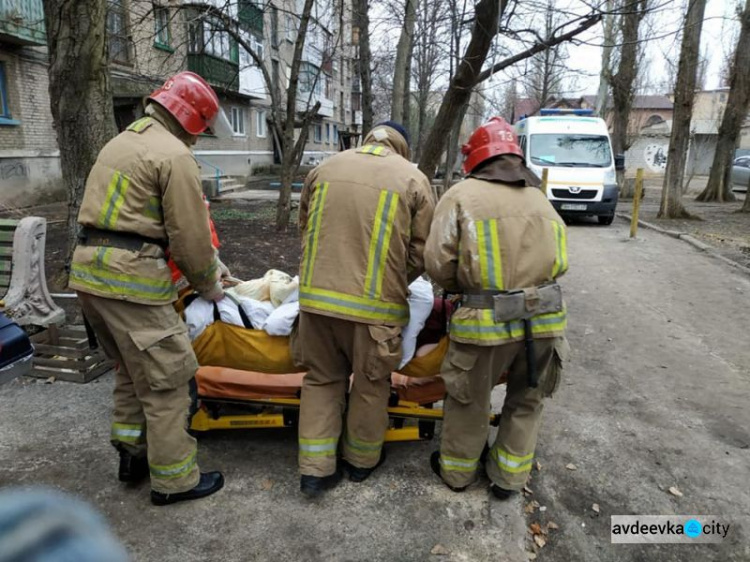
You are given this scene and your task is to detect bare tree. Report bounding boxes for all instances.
[697,0,750,203]
[658,0,707,219]
[610,0,651,197]
[354,0,374,134]
[595,0,616,116]
[417,1,601,180]
[520,2,572,111]
[391,0,417,124]
[42,0,118,284]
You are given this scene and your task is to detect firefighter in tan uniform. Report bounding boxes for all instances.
[70,72,232,505]
[295,122,435,497]
[424,117,569,499]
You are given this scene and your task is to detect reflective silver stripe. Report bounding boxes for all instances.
[113,429,142,438]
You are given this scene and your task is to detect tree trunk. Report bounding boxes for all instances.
[696,0,750,202]
[611,0,648,199]
[356,0,373,135]
[276,0,316,230]
[595,0,616,117]
[42,0,118,286]
[658,0,707,219]
[391,0,417,124]
[402,27,415,139]
[442,103,469,195]
[418,0,503,179]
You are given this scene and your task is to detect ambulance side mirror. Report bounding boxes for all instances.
[614,154,625,171]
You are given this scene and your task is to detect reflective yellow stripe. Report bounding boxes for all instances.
[127,117,152,133]
[551,221,568,277]
[345,434,383,453]
[476,219,503,290]
[451,309,567,342]
[299,286,409,323]
[144,195,162,221]
[111,422,145,443]
[491,447,534,474]
[372,146,385,155]
[300,182,329,287]
[97,171,130,229]
[357,144,387,156]
[299,437,338,458]
[440,454,479,473]
[364,190,399,299]
[150,450,197,480]
[70,262,176,301]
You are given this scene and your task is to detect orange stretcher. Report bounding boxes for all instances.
[183,292,499,442]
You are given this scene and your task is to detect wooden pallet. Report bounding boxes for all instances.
[29,325,114,383]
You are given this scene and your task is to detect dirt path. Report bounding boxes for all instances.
[528,218,750,561]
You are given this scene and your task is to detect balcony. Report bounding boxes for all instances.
[0,0,46,46]
[238,1,263,36]
[188,54,240,93]
[297,96,334,118]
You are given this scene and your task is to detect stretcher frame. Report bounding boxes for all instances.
[190,390,501,442]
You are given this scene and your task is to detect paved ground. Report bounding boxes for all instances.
[1,216,749,560]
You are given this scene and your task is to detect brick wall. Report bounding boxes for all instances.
[0,46,58,154]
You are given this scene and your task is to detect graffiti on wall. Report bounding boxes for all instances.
[0,160,30,181]
[644,144,668,173]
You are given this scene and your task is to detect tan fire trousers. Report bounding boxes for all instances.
[438,337,566,490]
[294,312,403,477]
[77,292,201,494]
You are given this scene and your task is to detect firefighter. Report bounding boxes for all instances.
[424,117,569,499]
[294,122,435,498]
[70,71,232,505]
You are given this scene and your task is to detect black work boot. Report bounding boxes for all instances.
[118,449,149,483]
[343,449,386,483]
[150,472,224,506]
[430,451,469,492]
[300,470,343,499]
[490,484,516,501]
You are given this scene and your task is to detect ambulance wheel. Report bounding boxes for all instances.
[598,214,614,225]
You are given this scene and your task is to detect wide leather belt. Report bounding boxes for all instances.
[78,227,167,252]
[461,283,563,323]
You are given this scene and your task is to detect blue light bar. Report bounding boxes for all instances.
[539,108,595,116]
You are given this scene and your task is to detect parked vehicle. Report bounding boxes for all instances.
[515,109,622,225]
[731,156,750,193]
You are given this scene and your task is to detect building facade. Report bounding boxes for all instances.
[0,0,60,208]
[0,0,363,206]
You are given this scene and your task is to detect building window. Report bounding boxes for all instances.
[325,123,330,143]
[192,18,238,63]
[231,107,246,136]
[286,15,295,42]
[250,33,264,60]
[0,62,16,125]
[300,62,322,96]
[272,60,280,91]
[256,109,267,138]
[154,5,170,48]
[333,124,339,145]
[313,123,322,143]
[107,0,130,63]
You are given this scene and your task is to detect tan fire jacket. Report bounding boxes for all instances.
[70,108,221,305]
[298,126,435,326]
[425,177,568,346]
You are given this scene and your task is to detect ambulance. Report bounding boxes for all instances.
[515,109,622,225]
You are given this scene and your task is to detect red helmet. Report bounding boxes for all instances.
[148,71,230,136]
[461,116,524,175]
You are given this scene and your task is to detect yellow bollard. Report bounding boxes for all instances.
[630,168,644,238]
[541,168,549,196]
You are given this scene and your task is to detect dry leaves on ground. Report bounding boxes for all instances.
[548,522,560,531]
[430,544,449,556]
[523,486,534,496]
[592,503,600,514]
[533,535,547,548]
[565,463,577,471]
[529,523,543,535]
[668,486,684,497]
[260,479,274,491]
[524,500,541,514]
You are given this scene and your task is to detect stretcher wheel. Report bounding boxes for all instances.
[282,408,299,428]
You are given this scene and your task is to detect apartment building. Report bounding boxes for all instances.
[0,0,60,208]
[0,0,363,206]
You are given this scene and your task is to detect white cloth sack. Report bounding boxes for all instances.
[264,301,300,336]
[399,277,435,368]
[184,298,215,340]
[237,298,275,330]
[229,269,299,307]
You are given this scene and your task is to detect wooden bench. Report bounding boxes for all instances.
[0,217,65,327]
